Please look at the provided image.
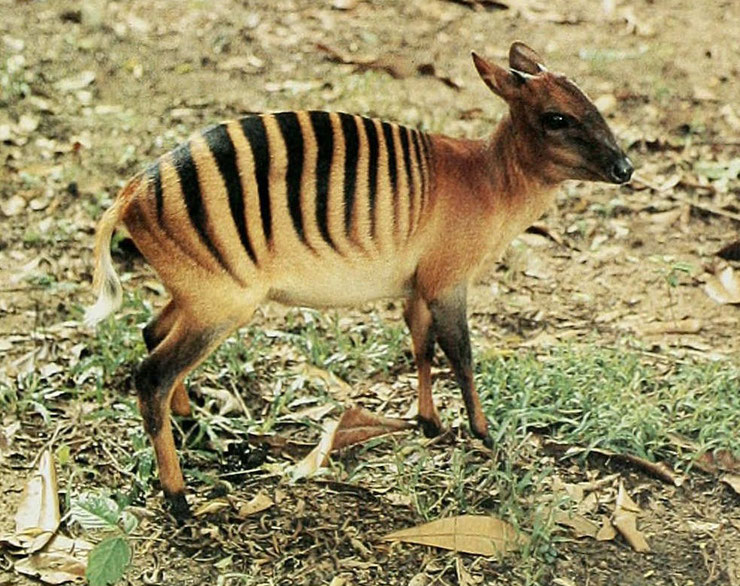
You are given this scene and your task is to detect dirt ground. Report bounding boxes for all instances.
[1,0,739,584]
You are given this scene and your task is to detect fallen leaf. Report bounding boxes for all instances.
[13,533,92,585]
[383,515,527,556]
[316,44,461,89]
[293,407,413,479]
[297,364,353,400]
[55,70,96,93]
[332,407,413,451]
[721,474,740,495]
[639,319,702,335]
[455,557,476,586]
[553,511,599,539]
[200,386,244,416]
[416,63,463,90]
[1,450,60,553]
[704,266,740,305]
[544,440,682,486]
[237,491,274,519]
[193,498,230,517]
[611,482,650,552]
[595,515,617,541]
[293,420,340,480]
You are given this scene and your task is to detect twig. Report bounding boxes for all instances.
[631,173,740,222]
[672,193,740,222]
[100,441,137,479]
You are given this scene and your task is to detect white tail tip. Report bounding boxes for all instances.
[84,274,122,327]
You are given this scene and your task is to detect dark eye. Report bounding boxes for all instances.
[542,112,570,131]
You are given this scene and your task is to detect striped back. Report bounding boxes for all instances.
[141,111,434,274]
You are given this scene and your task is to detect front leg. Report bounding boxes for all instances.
[429,284,492,447]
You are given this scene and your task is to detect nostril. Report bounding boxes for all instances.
[611,157,633,183]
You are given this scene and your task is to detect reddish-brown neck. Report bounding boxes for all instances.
[484,114,549,199]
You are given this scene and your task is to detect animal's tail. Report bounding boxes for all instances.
[84,177,141,327]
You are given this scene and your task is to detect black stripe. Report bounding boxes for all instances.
[381,123,399,236]
[147,162,164,222]
[399,126,415,235]
[170,141,229,271]
[203,124,257,264]
[381,122,398,197]
[362,117,379,239]
[309,111,336,251]
[240,116,272,246]
[340,113,359,235]
[411,131,426,212]
[275,112,308,244]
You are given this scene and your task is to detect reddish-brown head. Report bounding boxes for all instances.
[472,42,633,185]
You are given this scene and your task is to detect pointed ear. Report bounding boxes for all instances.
[471,51,520,101]
[509,41,546,75]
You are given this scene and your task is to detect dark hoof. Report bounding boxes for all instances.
[417,415,443,438]
[165,491,191,523]
[480,433,494,449]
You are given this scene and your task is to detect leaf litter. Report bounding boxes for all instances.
[2,0,740,584]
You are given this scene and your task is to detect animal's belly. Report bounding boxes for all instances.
[268,256,416,308]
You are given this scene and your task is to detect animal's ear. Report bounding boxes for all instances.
[472,51,521,101]
[509,41,546,75]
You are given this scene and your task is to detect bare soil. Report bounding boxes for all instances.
[1,0,739,585]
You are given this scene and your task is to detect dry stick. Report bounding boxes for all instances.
[672,193,740,222]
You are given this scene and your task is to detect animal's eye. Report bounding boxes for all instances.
[541,112,570,131]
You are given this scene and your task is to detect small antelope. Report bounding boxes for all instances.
[86,42,633,518]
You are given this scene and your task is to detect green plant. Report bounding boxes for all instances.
[70,492,138,586]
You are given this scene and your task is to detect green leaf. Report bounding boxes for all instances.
[70,492,120,530]
[86,536,131,586]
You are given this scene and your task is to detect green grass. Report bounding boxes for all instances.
[3,290,737,583]
[476,348,739,465]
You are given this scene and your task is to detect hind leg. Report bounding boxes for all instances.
[142,300,190,417]
[136,313,244,518]
[404,293,442,438]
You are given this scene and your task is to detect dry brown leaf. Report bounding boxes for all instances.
[293,407,412,479]
[292,420,339,480]
[612,482,650,552]
[455,557,476,586]
[595,515,617,541]
[332,407,413,450]
[316,44,461,89]
[545,440,682,486]
[1,450,60,553]
[193,498,231,517]
[383,515,527,556]
[721,474,740,495]
[704,266,740,305]
[200,386,244,416]
[639,319,702,336]
[13,533,92,585]
[297,364,353,400]
[553,511,600,539]
[237,491,274,519]
[416,63,463,90]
